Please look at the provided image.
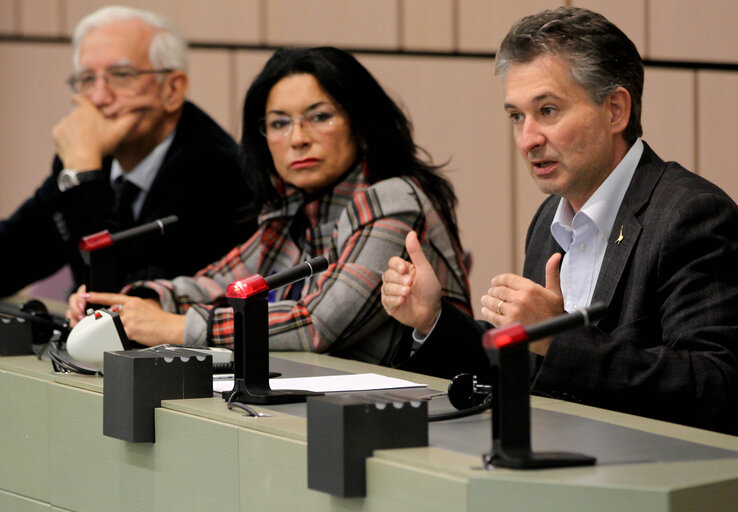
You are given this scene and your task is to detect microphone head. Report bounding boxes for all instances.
[306,256,329,273]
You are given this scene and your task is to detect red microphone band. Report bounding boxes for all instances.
[226,275,269,299]
[79,231,114,252]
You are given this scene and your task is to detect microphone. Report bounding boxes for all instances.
[227,257,329,300]
[223,256,331,405]
[264,257,329,290]
[79,215,178,252]
[483,303,607,350]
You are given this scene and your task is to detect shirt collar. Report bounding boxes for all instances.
[551,138,643,248]
[109,131,176,192]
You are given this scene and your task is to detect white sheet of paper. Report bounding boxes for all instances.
[212,373,424,394]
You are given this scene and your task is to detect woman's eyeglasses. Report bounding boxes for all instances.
[260,105,344,140]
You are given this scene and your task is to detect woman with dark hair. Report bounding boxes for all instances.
[68,46,471,365]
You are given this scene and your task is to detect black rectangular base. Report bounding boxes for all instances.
[307,393,428,497]
[103,349,213,443]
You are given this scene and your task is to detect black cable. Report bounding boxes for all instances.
[45,343,101,376]
[428,395,492,422]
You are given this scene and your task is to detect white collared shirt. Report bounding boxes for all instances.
[551,138,643,312]
[109,132,176,220]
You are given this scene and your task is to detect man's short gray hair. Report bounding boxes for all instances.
[495,7,643,144]
[72,5,188,73]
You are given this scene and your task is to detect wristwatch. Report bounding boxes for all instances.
[57,169,104,192]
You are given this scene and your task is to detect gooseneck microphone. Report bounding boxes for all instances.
[484,303,608,350]
[224,256,331,405]
[79,215,178,252]
[227,256,329,300]
[264,256,329,290]
[480,304,607,469]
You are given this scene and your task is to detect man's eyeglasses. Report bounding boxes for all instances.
[260,106,344,140]
[66,66,173,94]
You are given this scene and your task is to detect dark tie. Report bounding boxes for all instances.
[112,177,140,229]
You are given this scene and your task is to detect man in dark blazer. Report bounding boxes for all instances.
[381,7,738,435]
[0,6,254,302]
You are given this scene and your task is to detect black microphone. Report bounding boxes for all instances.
[79,215,178,252]
[483,303,608,350]
[264,256,329,290]
[111,215,178,246]
[526,302,607,341]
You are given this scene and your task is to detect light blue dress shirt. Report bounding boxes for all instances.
[551,138,644,312]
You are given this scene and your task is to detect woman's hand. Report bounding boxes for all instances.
[65,289,186,346]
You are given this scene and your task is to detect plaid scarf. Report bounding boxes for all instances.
[129,164,471,364]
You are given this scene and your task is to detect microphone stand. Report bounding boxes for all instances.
[222,258,328,405]
[481,303,607,469]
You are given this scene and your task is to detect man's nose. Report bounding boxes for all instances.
[86,76,114,106]
[517,118,546,154]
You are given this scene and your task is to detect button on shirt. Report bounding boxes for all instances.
[551,139,644,312]
[109,132,175,220]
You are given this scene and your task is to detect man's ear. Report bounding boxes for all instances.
[608,87,631,136]
[162,71,188,113]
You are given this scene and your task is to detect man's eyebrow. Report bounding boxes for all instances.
[504,92,563,110]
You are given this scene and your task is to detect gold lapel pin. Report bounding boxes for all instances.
[615,225,624,245]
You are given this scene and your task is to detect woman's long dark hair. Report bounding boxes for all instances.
[240,46,460,241]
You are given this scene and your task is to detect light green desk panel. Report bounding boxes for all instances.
[0,369,51,502]
[0,489,50,511]
[47,382,119,512]
[467,457,738,512]
[238,428,468,512]
[132,407,241,512]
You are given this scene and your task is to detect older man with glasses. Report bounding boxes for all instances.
[0,5,255,299]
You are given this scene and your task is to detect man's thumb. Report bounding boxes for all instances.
[545,252,562,293]
[406,231,431,270]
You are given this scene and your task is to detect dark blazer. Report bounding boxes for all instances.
[0,101,256,297]
[404,142,738,435]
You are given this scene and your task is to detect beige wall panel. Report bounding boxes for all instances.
[458,0,563,53]
[697,71,738,202]
[0,43,73,217]
[64,0,261,43]
[402,0,454,51]
[233,50,274,141]
[358,54,512,309]
[642,68,695,171]
[571,0,646,55]
[650,0,738,63]
[0,1,18,34]
[157,0,261,44]
[265,0,400,49]
[19,0,61,36]
[188,49,235,137]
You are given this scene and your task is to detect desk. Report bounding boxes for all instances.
[1,352,737,512]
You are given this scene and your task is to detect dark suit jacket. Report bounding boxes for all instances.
[0,101,256,296]
[403,142,738,435]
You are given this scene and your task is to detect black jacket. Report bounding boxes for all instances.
[403,143,738,435]
[0,101,256,296]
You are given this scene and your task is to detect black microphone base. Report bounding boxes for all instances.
[222,378,322,404]
[483,450,596,470]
